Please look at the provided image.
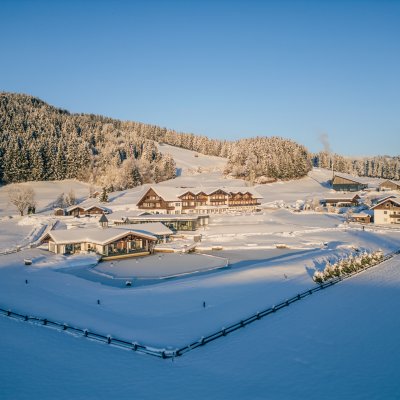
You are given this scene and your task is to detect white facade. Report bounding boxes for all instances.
[371,197,400,225]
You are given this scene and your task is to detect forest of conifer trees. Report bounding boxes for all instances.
[0,92,398,188]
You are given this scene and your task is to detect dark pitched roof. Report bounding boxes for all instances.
[99,214,108,223]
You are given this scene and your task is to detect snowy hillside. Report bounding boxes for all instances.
[157,143,227,176]
[0,179,92,216]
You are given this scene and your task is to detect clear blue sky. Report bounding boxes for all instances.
[1,0,399,156]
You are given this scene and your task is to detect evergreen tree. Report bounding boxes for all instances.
[99,187,108,203]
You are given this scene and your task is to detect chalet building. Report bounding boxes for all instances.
[44,227,158,259]
[379,180,400,191]
[136,187,262,214]
[332,174,368,192]
[64,204,110,217]
[350,212,371,224]
[109,211,209,231]
[323,193,361,208]
[371,196,400,225]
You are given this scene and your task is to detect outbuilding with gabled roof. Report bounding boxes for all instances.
[379,180,400,192]
[332,174,368,192]
[45,227,157,259]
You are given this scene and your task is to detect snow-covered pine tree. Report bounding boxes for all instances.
[99,187,108,203]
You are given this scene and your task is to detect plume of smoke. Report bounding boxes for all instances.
[319,133,331,154]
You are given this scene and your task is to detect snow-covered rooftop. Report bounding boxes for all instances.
[351,212,371,218]
[148,186,263,202]
[324,193,360,201]
[48,227,157,245]
[379,179,400,187]
[127,222,173,236]
[65,201,111,213]
[371,196,400,209]
[119,213,205,221]
[333,172,371,185]
[107,210,150,222]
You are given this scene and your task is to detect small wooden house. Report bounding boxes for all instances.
[323,193,361,208]
[65,204,109,217]
[350,212,371,224]
[332,174,368,192]
[54,208,65,216]
[379,180,400,191]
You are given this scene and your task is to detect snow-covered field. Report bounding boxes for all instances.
[0,146,399,399]
[2,255,400,399]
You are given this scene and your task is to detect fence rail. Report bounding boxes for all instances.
[1,250,398,359]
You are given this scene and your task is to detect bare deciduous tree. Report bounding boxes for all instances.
[8,186,36,216]
[65,189,76,206]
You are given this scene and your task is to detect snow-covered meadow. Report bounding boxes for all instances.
[0,146,399,399]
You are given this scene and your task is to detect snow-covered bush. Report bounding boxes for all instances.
[313,271,324,284]
[312,250,384,284]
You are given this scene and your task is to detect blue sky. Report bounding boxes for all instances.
[1,0,399,156]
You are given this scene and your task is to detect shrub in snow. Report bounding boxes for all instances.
[312,271,324,284]
[322,261,334,281]
[312,250,384,284]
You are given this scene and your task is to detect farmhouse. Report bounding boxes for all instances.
[371,196,400,225]
[322,193,361,208]
[379,180,400,191]
[136,186,262,214]
[332,174,368,192]
[64,204,110,217]
[44,227,158,259]
[109,211,209,231]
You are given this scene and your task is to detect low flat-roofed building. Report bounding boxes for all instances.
[109,212,209,231]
